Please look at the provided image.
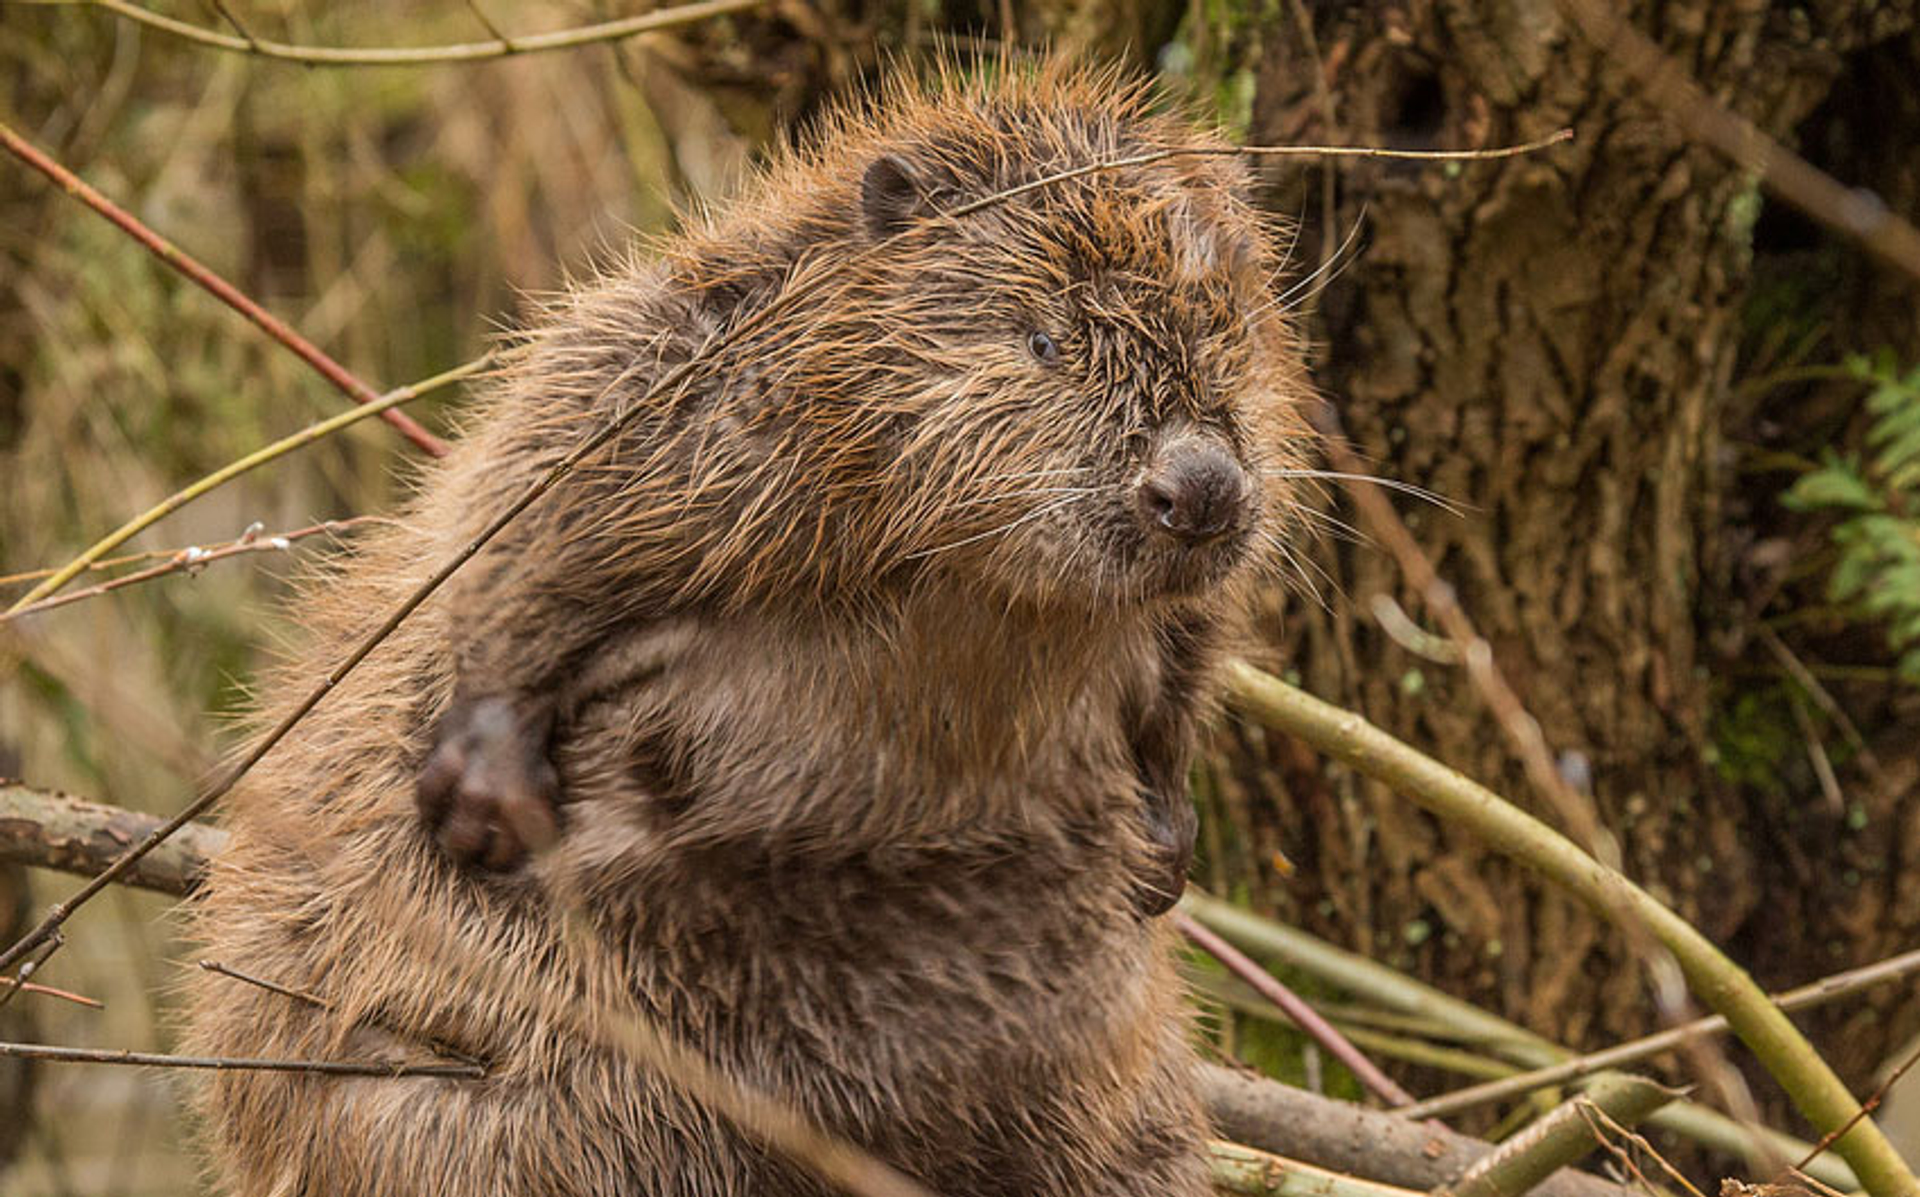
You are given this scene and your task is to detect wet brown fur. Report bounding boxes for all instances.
[183,62,1311,1196]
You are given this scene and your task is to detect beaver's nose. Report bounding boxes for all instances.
[1136,439,1249,543]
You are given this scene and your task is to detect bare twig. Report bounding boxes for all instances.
[1398,945,1920,1120]
[0,1040,483,1078]
[1191,969,1516,1081]
[1785,686,1844,815]
[0,517,385,587]
[535,908,942,1197]
[1576,1103,1709,1197]
[1791,1035,1920,1176]
[1756,625,1886,786]
[197,960,486,1068]
[0,933,62,1013]
[201,0,257,48]
[1,518,381,622]
[0,975,102,1008]
[1176,910,1414,1107]
[460,0,520,51]
[948,128,1572,218]
[195,960,328,1010]
[4,356,486,615]
[0,118,446,457]
[20,0,764,67]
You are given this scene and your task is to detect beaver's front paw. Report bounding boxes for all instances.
[416,693,562,870]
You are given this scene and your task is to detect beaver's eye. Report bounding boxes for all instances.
[1026,330,1061,364]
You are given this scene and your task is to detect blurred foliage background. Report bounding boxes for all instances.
[3,0,1919,1192]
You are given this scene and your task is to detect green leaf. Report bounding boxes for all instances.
[1785,466,1880,512]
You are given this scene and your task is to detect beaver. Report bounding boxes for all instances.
[182,63,1311,1196]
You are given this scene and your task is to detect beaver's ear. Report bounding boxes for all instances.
[860,153,933,241]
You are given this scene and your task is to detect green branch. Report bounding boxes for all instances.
[1221,661,1916,1197]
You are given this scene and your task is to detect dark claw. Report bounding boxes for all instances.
[416,693,562,870]
[1131,790,1196,918]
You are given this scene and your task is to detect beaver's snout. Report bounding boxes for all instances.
[1135,437,1250,544]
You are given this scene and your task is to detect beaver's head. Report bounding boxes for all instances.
[665,70,1313,621]
[837,85,1313,614]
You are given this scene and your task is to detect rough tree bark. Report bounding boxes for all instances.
[1195,0,1920,1126]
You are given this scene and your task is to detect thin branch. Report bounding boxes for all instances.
[196,959,487,1069]
[1577,1104,1709,1197]
[201,0,258,47]
[0,934,62,1013]
[532,908,942,1197]
[1193,972,1518,1081]
[1793,1035,1920,1176]
[4,356,487,616]
[20,0,766,67]
[1,518,383,622]
[1756,624,1886,786]
[1221,664,1915,1196]
[0,975,102,1008]
[948,129,1573,218]
[1785,686,1845,815]
[1398,945,1920,1120]
[0,117,446,456]
[1176,910,1414,1107]
[196,959,327,1009]
[0,1040,483,1078]
[0,519,382,586]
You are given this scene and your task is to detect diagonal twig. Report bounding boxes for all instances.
[0,117,447,459]
[1398,944,1920,1120]
[1,517,385,622]
[0,1039,482,1078]
[1176,910,1414,1107]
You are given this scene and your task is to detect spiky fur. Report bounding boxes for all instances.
[183,62,1311,1196]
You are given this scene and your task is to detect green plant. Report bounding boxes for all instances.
[1782,352,1920,685]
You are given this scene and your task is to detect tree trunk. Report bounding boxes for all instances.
[1198,0,1920,1130]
